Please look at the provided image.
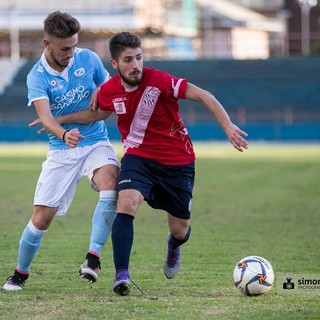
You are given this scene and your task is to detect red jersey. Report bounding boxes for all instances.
[98,67,195,165]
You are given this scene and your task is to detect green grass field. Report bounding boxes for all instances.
[0,142,319,320]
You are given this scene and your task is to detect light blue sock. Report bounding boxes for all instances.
[89,190,117,256]
[17,220,47,273]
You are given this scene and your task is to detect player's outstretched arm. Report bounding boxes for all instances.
[58,108,112,125]
[33,99,84,148]
[185,83,248,152]
[29,108,112,134]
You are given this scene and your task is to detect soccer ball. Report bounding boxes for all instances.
[233,255,274,296]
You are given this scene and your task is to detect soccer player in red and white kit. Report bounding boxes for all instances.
[36,31,248,295]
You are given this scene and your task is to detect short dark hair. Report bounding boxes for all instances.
[44,11,81,39]
[109,32,141,60]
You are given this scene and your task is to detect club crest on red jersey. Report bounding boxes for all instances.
[113,99,126,114]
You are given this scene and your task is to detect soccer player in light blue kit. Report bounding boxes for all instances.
[3,11,119,291]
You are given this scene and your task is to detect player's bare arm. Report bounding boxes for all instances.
[29,107,112,133]
[33,99,84,148]
[185,83,248,152]
[60,108,112,124]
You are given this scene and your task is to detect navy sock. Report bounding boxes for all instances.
[112,213,134,272]
[169,225,191,248]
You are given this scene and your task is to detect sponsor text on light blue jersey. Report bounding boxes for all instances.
[27,48,110,150]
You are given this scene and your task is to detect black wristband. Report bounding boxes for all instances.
[62,130,70,142]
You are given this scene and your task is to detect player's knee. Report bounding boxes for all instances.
[117,197,139,215]
[31,206,56,230]
[93,165,118,191]
[31,216,52,230]
[171,224,191,241]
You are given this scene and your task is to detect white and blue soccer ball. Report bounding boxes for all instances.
[233,255,274,296]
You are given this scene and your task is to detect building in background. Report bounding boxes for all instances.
[0,0,296,60]
[230,0,320,56]
[0,0,319,59]
[197,0,286,59]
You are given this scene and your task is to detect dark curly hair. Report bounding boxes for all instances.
[109,32,141,60]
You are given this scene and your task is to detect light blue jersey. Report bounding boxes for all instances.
[27,48,109,150]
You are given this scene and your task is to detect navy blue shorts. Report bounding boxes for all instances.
[117,155,195,219]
